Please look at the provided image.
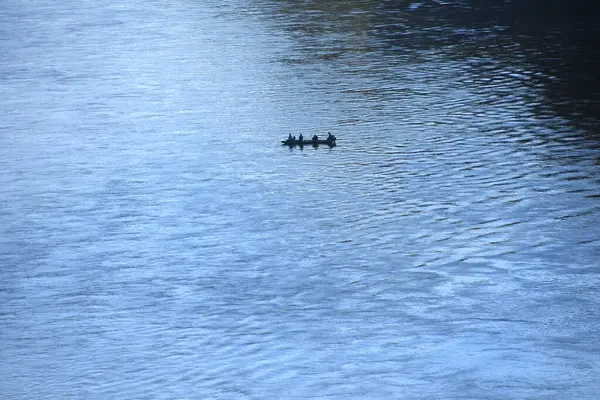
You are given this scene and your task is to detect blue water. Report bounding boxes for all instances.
[1,1,600,398]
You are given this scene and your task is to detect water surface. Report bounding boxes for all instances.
[1,0,599,398]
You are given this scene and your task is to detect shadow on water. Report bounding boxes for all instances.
[443,0,600,135]
[264,0,600,137]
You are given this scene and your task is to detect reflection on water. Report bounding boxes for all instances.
[1,0,599,399]
[268,0,600,131]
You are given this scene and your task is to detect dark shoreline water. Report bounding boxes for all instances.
[266,0,600,134]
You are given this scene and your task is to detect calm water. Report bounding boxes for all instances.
[1,0,600,398]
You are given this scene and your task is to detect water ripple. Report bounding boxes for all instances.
[1,0,600,399]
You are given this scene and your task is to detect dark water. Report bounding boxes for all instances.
[1,0,600,398]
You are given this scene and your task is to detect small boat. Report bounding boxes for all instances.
[282,134,336,147]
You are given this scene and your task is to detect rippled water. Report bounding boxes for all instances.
[1,0,600,398]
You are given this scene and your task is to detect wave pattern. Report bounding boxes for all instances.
[1,0,600,399]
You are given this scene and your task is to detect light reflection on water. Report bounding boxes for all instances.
[1,0,599,398]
